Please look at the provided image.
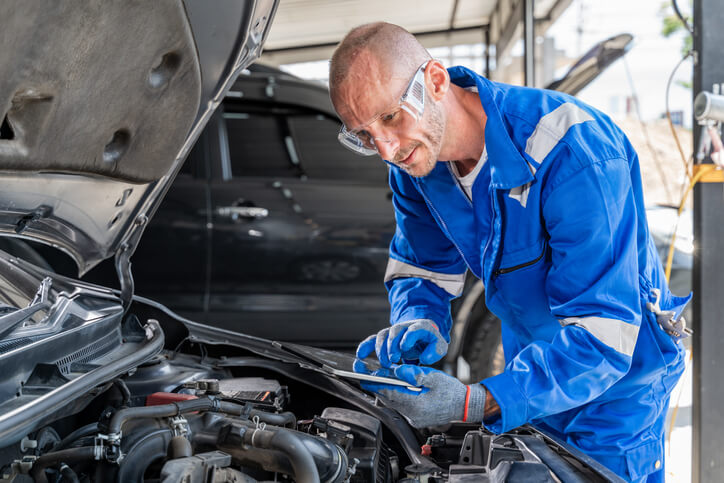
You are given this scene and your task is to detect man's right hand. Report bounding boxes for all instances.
[355,319,448,367]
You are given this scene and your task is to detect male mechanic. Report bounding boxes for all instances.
[329,22,691,482]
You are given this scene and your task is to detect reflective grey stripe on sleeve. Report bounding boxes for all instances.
[384,258,466,297]
[560,316,639,357]
[525,103,594,164]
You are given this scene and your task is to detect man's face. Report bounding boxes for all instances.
[334,61,446,178]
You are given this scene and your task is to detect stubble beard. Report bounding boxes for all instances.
[397,101,445,178]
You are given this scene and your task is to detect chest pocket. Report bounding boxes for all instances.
[494,240,549,309]
[495,241,546,277]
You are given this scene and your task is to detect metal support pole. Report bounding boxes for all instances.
[523,0,535,87]
[692,0,724,481]
[485,27,491,79]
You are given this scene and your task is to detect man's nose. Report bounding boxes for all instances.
[375,135,400,161]
[364,119,399,160]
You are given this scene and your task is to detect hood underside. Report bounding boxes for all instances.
[0,0,277,274]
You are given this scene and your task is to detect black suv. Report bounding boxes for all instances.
[80,67,410,347]
[57,65,500,380]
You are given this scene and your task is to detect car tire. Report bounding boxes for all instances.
[447,278,505,384]
[461,307,505,383]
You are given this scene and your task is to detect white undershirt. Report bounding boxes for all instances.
[449,147,487,200]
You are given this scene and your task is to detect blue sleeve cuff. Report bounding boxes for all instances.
[482,371,529,434]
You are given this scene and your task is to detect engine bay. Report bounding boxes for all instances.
[0,350,609,483]
[0,260,616,482]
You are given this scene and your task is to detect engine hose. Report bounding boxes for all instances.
[212,401,296,427]
[169,435,193,459]
[244,427,319,483]
[113,379,132,407]
[54,423,99,451]
[248,409,296,428]
[29,447,95,483]
[212,419,347,483]
[58,464,80,483]
[114,428,174,482]
[108,397,245,434]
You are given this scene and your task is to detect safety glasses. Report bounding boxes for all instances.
[338,61,429,156]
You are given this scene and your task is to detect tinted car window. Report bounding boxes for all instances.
[224,111,298,178]
[289,114,388,185]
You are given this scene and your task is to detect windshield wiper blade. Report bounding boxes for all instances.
[0,277,52,339]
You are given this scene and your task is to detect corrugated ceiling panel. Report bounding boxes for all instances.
[264,0,496,50]
[454,0,498,28]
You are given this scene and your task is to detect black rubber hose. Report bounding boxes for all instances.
[249,409,296,428]
[113,379,132,407]
[108,404,182,434]
[54,423,99,451]
[108,398,245,434]
[240,429,345,482]
[198,416,345,482]
[169,435,193,459]
[115,429,174,482]
[245,427,320,483]
[108,398,293,434]
[58,464,80,483]
[29,447,95,483]
[218,401,247,416]
[214,401,296,427]
[270,430,320,483]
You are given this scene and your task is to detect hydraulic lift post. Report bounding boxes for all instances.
[692,0,724,481]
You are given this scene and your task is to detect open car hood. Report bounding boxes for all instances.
[0,0,278,276]
[545,33,634,95]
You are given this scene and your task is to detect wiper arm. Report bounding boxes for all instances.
[0,277,52,339]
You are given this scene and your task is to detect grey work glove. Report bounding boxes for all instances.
[354,360,486,428]
[355,319,448,367]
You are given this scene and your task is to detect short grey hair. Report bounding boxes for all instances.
[329,22,430,100]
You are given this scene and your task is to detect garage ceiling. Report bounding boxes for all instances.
[265,0,496,50]
[260,0,570,66]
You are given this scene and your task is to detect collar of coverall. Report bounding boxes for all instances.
[447,66,535,190]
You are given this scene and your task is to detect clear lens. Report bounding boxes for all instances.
[338,127,378,156]
[400,62,427,121]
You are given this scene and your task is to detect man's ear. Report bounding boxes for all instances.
[426,60,449,101]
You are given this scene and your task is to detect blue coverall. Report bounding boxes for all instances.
[384,66,690,481]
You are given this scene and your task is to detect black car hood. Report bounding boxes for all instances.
[0,0,278,275]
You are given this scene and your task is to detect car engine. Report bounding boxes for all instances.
[0,352,607,483]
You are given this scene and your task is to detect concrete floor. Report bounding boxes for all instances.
[665,348,693,482]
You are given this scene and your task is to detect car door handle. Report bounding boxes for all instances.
[215,206,269,220]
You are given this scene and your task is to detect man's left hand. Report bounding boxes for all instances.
[354,360,486,428]
[356,319,448,367]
